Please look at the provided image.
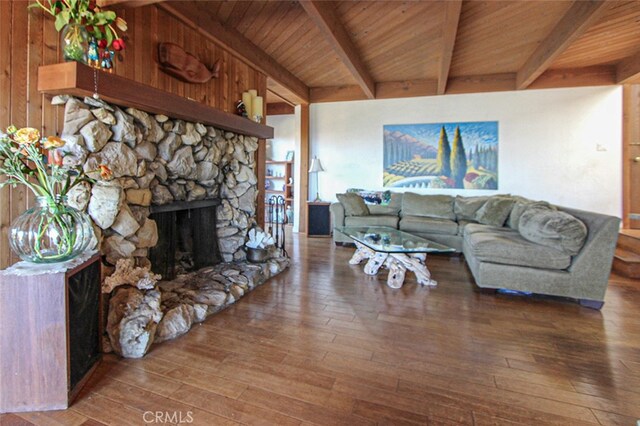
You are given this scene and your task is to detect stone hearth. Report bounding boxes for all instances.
[53,95,288,358]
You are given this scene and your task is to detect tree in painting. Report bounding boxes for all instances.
[383,121,498,189]
[435,126,451,177]
[450,126,467,188]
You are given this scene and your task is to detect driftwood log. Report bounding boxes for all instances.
[158,42,221,84]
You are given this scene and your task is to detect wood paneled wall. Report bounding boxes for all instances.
[0,1,267,269]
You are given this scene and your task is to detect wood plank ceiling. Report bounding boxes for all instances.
[160,0,640,105]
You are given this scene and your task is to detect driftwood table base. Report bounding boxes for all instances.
[348,241,437,289]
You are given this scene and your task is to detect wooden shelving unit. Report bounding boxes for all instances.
[37,62,274,139]
[265,160,294,224]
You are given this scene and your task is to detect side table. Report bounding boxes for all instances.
[0,253,102,413]
[307,201,332,237]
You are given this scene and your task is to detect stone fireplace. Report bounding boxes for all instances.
[55,95,259,269]
[52,95,288,358]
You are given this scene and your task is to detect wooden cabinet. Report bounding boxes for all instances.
[0,254,102,413]
[265,160,294,224]
[307,202,332,237]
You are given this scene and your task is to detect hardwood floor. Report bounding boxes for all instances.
[2,234,640,425]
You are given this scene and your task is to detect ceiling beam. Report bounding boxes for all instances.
[158,2,310,105]
[437,0,462,95]
[531,65,615,89]
[516,0,609,90]
[310,67,614,103]
[267,103,295,115]
[616,51,640,84]
[299,0,375,99]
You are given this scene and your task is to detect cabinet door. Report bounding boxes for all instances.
[308,204,331,236]
[67,260,101,391]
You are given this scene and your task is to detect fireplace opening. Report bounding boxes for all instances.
[148,199,222,280]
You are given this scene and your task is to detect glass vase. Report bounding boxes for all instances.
[61,23,89,64]
[9,196,94,264]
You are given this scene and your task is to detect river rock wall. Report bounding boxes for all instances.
[54,95,259,266]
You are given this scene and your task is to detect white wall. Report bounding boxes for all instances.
[266,114,295,160]
[310,86,623,217]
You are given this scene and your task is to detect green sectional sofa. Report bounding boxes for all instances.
[330,192,620,309]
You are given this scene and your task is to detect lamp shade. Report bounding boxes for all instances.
[308,156,325,173]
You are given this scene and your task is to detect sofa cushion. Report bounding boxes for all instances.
[475,196,515,227]
[345,215,399,228]
[389,192,403,211]
[518,207,588,256]
[464,229,572,270]
[368,204,400,216]
[457,219,479,235]
[454,196,489,221]
[337,193,369,216]
[465,223,516,236]
[401,193,455,220]
[399,216,458,235]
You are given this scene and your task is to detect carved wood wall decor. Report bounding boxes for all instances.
[158,42,221,84]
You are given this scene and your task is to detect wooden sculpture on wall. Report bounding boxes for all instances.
[158,42,221,84]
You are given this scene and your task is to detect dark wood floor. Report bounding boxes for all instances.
[2,234,640,425]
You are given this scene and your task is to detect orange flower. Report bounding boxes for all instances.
[99,164,113,180]
[13,127,40,145]
[47,149,63,167]
[43,136,65,150]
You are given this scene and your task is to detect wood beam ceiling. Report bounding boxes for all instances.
[310,66,615,103]
[516,0,609,90]
[437,0,462,95]
[158,2,310,105]
[299,0,376,99]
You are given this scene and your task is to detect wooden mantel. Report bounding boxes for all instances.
[37,62,274,139]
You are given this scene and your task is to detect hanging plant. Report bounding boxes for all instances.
[29,0,127,51]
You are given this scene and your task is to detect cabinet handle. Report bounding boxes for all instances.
[634,157,640,163]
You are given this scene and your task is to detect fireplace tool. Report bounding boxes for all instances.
[267,195,288,257]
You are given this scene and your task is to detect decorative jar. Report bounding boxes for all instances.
[61,23,89,63]
[9,196,94,263]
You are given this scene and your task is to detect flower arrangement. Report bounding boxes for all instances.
[30,0,127,50]
[0,126,111,199]
[0,126,112,262]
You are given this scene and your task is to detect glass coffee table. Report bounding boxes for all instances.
[335,226,455,289]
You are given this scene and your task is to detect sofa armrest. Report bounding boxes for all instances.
[330,202,345,227]
[561,207,621,301]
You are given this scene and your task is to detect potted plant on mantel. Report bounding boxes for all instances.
[29,0,127,67]
[0,126,113,263]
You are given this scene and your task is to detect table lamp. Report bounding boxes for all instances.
[308,156,325,202]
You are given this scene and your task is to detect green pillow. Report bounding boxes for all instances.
[401,193,455,220]
[475,196,515,227]
[454,196,489,221]
[518,207,588,255]
[508,199,554,229]
[336,193,369,216]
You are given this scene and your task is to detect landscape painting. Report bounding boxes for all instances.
[383,121,499,189]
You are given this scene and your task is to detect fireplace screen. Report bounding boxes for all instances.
[149,200,222,280]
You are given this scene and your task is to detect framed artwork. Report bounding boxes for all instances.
[383,121,499,190]
[285,151,295,161]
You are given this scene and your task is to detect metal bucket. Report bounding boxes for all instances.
[246,247,270,263]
